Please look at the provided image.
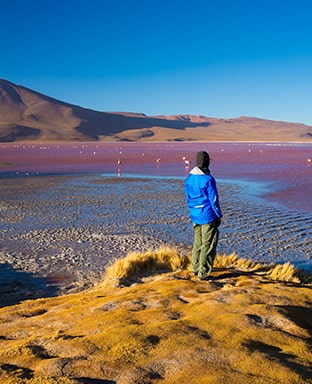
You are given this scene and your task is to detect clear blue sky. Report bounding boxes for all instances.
[2,0,312,125]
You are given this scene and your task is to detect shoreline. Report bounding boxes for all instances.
[0,168,311,214]
[1,141,311,211]
[1,142,311,305]
[1,173,311,307]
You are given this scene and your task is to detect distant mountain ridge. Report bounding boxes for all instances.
[0,79,311,142]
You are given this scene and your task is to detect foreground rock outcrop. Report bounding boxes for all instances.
[0,249,311,384]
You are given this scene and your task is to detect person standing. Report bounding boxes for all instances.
[184,151,222,280]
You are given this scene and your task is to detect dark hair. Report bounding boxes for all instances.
[196,151,210,168]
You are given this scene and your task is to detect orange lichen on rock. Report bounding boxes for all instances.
[0,247,311,383]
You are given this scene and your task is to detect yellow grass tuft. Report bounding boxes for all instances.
[214,253,271,271]
[267,261,299,282]
[103,246,190,285]
[214,253,311,284]
[267,261,312,284]
[103,247,311,286]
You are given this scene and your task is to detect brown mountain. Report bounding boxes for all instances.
[0,79,311,142]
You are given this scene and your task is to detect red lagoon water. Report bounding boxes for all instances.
[1,142,312,212]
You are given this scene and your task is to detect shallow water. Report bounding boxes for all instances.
[1,141,311,211]
[1,142,311,290]
[1,174,311,276]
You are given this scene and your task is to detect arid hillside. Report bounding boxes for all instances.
[1,79,312,142]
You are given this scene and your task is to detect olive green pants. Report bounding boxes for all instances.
[192,220,219,278]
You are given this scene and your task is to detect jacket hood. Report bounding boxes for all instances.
[190,166,210,175]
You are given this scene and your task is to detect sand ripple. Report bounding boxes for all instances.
[0,175,311,302]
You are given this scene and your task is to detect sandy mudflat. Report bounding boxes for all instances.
[0,171,311,306]
[1,142,311,306]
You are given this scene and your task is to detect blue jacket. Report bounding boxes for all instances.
[184,166,222,225]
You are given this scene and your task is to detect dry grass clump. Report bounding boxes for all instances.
[104,246,190,285]
[267,261,312,284]
[214,253,265,270]
[104,247,311,286]
[215,253,311,284]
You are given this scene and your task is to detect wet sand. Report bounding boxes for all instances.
[0,142,311,305]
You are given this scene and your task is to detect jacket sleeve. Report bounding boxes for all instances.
[207,177,222,218]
